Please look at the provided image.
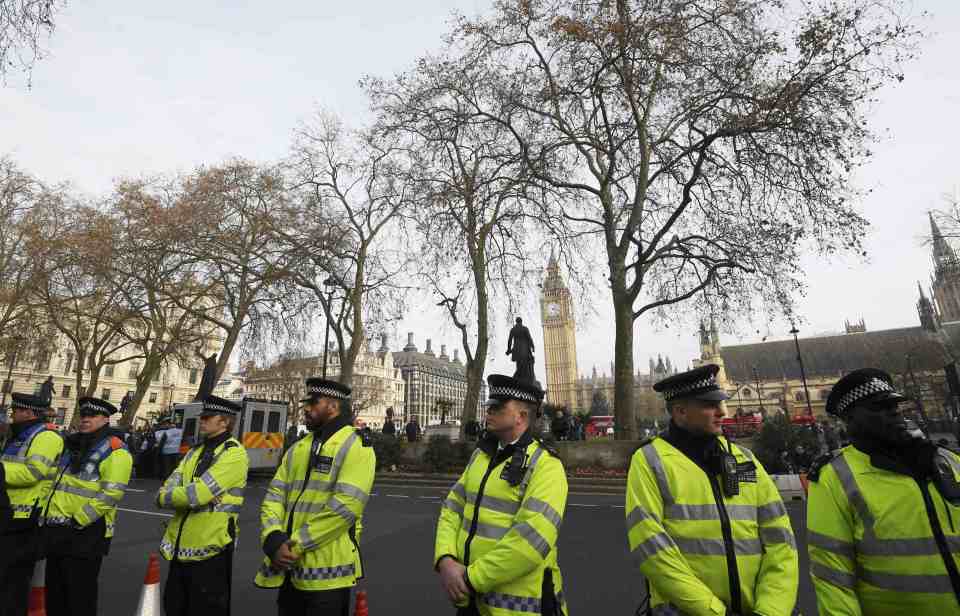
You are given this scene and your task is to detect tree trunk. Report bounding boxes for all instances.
[215,319,242,383]
[120,352,163,428]
[340,243,368,387]
[612,278,637,440]
[460,240,489,437]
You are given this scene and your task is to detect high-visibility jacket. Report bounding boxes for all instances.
[156,433,248,562]
[626,436,798,616]
[807,444,960,615]
[434,433,569,616]
[255,422,375,591]
[2,420,63,525]
[42,431,132,539]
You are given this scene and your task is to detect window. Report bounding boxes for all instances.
[189,369,199,385]
[104,364,114,377]
[267,412,281,433]
[61,385,71,398]
[35,352,50,371]
[55,408,66,425]
[152,370,160,383]
[128,362,140,379]
[742,387,752,397]
[2,380,11,393]
[250,410,265,432]
[149,392,158,403]
[101,389,111,401]
[63,353,74,374]
[794,391,806,402]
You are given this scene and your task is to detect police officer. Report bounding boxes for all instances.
[256,378,376,615]
[0,393,63,616]
[156,395,249,616]
[626,364,799,616]
[807,368,960,614]
[41,396,133,616]
[435,374,569,616]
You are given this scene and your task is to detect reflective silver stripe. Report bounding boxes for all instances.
[26,464,45,479]
[673,537,763,556]
[81,502,102,522]
[26,453,54,467]
[463,518,509,540]
[757,501,787,523]
[860,536,956,557]
[290,564,356,581]
[297,525,316,551]
[521,497,562,529]
[333,482,369,505]
[666,503,756,521]
[13,504,35,513]
[330,432,359,477]
[738,446,755,462]
[186,483,199,507]
[631,531,675,561]
[443,497,464,516]
[269,479,288,493]
[480,592,541,613]
[100,481,127,492]
[57,484,100,499]
[1,454,24,463]
[263,491,284,503]
[264,516,283,529]
[808,530,855,560]
[513,521,550,558]
[861,569,955,594]
[451,482,467,500]
[830,455,873,525]
[519,447,545,494]
[209,503,242,514]
[292,500,326,514]
[810,561,857,589]
[626,506,657,530]
[44,514,71,525]
[641,443,674,506]
[759,526,796,548]
[226,487,244,498]
[327,497,356,524]
[95,491,120,505]
[470,491,519,516]
[200,472,223,496]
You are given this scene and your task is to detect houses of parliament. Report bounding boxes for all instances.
[539,250,678,421]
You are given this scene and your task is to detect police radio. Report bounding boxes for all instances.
[934,451,960,506]
[501,448,527,486]
[720,448,740,498]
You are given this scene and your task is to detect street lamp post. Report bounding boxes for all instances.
[752,366,765,417]
[321,277,337,379]
[789,326,815,417]
[0,343,22,413]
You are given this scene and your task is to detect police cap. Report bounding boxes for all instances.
[77,396,118,417]
[301,377,351,403]
[653,364,730,403]
[825,368,906,418]
[200,395,241,417]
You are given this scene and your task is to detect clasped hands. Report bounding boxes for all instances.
[271,540,300,571]
[437,556,472,605]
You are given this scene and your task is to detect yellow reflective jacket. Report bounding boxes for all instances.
[156,432,248,562]
[434,432,569,616]
[2,420,63,526]
[255,418,375,591]
[626,436,798,616]
[807,444,960,615]
[42,430,132,540]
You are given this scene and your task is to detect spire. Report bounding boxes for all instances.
[930,211,960,273]
[918,280,939,331]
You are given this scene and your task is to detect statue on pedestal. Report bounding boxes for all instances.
[193,347,219,402]
[506,317,537,384]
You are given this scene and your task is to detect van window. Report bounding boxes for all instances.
[267,411,281,433]
[250,410,265,432]
[184,418,197,440]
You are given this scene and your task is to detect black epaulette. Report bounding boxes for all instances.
[634,436,657,455]
[535,438,560,459]
[224,440,238,449]
[356,428,373,447]
[807,451,840,482]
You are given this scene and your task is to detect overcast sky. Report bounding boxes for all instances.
[2,1,958,380]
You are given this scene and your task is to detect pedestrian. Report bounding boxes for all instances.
[157,395,249,616]
[434,374,568,615]
[41,396,132,616]
[160,419,184,479]
[406,417,419,442]
[626,364,799,615]
[255,377,376,615]
[382,417,396,437]
[807,369,960,614]
[0,393,63,616]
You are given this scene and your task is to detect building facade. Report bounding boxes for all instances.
[930,213,960,324]
[541,250,579,410]
[394,333,485,427]
[244,336,406,430]
[568,356,678,421]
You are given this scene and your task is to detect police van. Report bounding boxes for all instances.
[172,397,288,472]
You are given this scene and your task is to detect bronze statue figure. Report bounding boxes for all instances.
[193,347,219,402]
[506,317,536,384]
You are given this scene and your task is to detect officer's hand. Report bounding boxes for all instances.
[437,557,470,604]
[272,541,298,570]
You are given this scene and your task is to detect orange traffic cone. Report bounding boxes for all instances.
[28,559,46,616]
[134,553,162,616]
[354,589,369,616]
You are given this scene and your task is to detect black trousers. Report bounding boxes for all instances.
[277,578,351,616]
[45,554,103,616]
[0,532,37,616]
[164,548,233,616]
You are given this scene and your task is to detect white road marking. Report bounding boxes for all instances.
[386,494,409,498]
[117,507,173,518]
[568,503,601,508]
[419,496,440,500]
[125,488,147,493]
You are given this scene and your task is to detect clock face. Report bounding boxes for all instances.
[546,303,561,317]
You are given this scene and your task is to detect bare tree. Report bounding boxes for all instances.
[0,0,65,83]
[282,112,411,386]
[364,58,536,435]
[447,0,922,438]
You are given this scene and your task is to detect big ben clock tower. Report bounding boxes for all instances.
[541,250,579,411]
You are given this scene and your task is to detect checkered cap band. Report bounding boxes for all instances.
[661,376,717,402]
[11,399,47,413]
[306,385,349,400]
[80,400,112,415]
[489,385,538,404]
[202,402,237,415]
[835,378,896,415]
